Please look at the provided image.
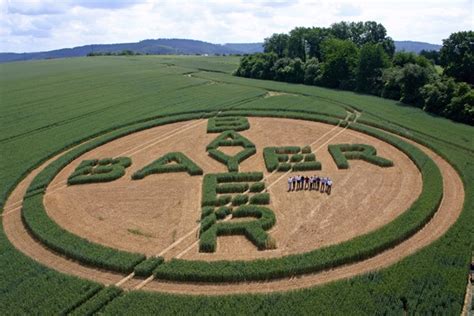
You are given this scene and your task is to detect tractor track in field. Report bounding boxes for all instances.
[1,116,464,295]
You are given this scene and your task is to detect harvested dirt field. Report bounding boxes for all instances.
[1,116,464,295]
[40,117,422,260]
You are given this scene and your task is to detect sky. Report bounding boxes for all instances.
[0,0,472,53]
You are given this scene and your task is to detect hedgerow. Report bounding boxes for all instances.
[207,116,250,133]
[67,157,131,185]
[328,144,394,169]
[69,286,122,316]
[264,146,321,172]
[198,205,276,252]
[22,194,145,273]
[131,152,203,179]
[133,257,164,277]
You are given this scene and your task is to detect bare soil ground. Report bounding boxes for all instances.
[1,117,464,295]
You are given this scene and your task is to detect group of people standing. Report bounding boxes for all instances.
[287,175,333,194]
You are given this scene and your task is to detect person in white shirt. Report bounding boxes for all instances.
[288,176,293,191]
[326,178,333,194]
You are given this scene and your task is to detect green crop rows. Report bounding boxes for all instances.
[328,144,394,169]
[1,56,471,314]
[198,172,274,252]
[133,257,164,277]
[206,130,256,172]
[207,116,250,133]
[22,194,146,273]
[199,205,276,252]
[132,152,203,179]
[152,112,443,282]
[264,146,322,172]
[69,286,122,316]
[68,157,131,185]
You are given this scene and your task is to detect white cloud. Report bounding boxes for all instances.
[0,0,472,52]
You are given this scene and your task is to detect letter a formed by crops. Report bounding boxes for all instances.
[131,152,203,179]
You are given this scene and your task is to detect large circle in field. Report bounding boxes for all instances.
[44,117,422,261]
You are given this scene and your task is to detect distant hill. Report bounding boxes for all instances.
[394,41,442,53]
[0,39,245,63]
[0,39,440,63]
[223,43,263,54]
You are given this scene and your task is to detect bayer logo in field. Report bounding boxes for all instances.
[43,116,421,263]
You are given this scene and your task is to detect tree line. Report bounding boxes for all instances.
[87,50,142,56]
[234,22,473,125]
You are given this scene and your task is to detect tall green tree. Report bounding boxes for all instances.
[444,82,474,124]
[263,33,289,58]
[399,63,432,106]
[320,39,359,89]
[420,76,456,114]
[356,43,390,94]
[440,31,474,84]
[288,27,309,61]
[272,57,305,83]
[420,50,440,65]
[329,21,394,57]
[303,57,322,85]
[392,52,432,68]
[305,27,332,60]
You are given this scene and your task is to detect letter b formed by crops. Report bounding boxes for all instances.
[67,157,132,185]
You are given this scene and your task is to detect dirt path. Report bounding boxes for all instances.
[2,118,464,295]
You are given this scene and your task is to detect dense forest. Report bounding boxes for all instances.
[235,22,473,125]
